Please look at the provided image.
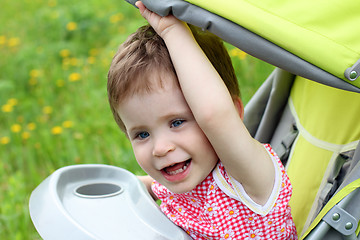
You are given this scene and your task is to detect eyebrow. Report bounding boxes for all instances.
[127,125,147,135]
[159,107,192,121]
[127,108,192,135]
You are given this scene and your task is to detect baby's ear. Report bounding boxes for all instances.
[233,96,244,120]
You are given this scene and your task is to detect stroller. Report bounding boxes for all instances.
[30,0,360,239]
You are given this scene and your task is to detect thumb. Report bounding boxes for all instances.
[135,1,153,20]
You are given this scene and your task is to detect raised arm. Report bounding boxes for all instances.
[136,2,274,204]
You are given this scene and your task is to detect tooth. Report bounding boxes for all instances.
[169,167,183,175]
[165,161,191,175]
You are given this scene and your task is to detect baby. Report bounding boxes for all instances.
[107,2,297,239]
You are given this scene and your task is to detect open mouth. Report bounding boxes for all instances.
[162,159,191,180]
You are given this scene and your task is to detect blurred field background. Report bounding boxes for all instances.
[0,0,274,239]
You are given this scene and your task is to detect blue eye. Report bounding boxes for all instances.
[137,131,150,139]
[171,119,184,128]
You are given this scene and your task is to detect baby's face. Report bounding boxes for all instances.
[118,79,218,194]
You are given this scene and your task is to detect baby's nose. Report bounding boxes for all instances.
[152,137,175,157]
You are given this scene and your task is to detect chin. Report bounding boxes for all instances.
[166,184,194,194]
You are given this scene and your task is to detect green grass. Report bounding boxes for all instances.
[0,0,274,239]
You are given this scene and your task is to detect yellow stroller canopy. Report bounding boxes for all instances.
[131,0,360,93]
[187,0,360,87]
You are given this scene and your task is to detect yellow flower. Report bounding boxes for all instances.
[22,131,31,140]
[62,121,73,128]
[51,126,63,135]
[43,106,53,114]
[69,72,81,82]
[87,56,96,64]
[30,69,41,78]
[229,48,247,60]
[27,122,36,131]
[66,22,77,31]
[7,98,18,106]
[0,36,6,45]
[60,49,70,58]
[1,136,10,145]
[8,37,20,47]
[29,78,38,86]
[11,124,22,133]
[2,104,13,112]
[110,13,124,23]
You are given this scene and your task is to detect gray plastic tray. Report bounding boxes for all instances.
[29,164,192,239]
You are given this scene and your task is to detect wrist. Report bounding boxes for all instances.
[161,21,191,43]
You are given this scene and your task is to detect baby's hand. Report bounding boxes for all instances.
[135,1,187,39]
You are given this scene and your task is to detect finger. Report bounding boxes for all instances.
[135,1,145,13]
[135,1,153,21]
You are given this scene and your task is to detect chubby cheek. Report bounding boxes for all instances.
[132,143,148,171]
[132,144,153,174]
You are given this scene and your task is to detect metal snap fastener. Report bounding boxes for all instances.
[332,213,340,221]
[345,222,353,230]
[349,70,358,80]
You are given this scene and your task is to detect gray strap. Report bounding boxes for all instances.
[274,123,298,165]
[317,151,354,214]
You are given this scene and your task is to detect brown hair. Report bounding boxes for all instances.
[108,24,239,132]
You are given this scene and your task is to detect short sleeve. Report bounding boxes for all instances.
[213,144,288,216]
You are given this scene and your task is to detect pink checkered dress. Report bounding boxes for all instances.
[152,144,297,240]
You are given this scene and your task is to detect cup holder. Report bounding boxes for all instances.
[75,183,123,198]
